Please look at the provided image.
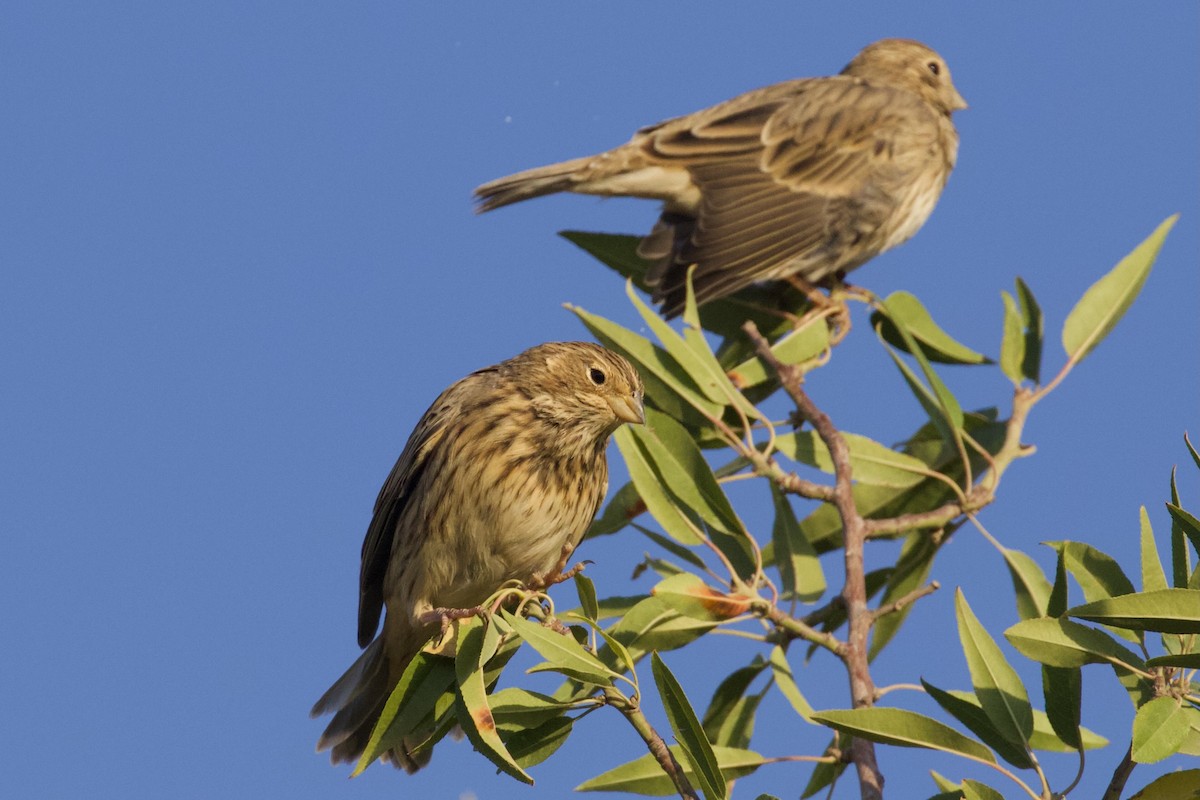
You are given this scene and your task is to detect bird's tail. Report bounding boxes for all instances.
[311,636,429,772]
[473,155,594,212]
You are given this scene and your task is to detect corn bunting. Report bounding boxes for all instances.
[475,39,967,317]
[312,341,644,770]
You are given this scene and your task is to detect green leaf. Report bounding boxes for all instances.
[1132,696,1191,763]
[638,407,744,538]
[575,746,765,795]
[626,279,734,408]
[615,425,704,546]
[678,268,763,422]
[999,291,1026,385]
[1047,547,1069,618]
[728,319,829,389]
[955,590,1034,748]
[1004,617,1145,669]
[1040,666,1082,750]
[701,659,768,749]
[1171,468,1191,589]
[454,617,531,784]
[870,533,937,660]
[1068,588,1200,633]
[1031,705,1107,752]
[1187,432,1200,472]
[652,572,752,622]
[490,687,574,731]
[652,653,726,800]
[502,610,618,686]
[871,291,991,365]
[769,487,826,602]
[352,650,455,775]
[1061,214,1177,364]
[1014,277,1043,384]
[929,770,962,792]
[769,645,814,722]
[996,546,1052,620]
[1127,769,1200,799]
[920,681,1033,768]
[576,574,600,621]
[1146,653,1200,668]
[775,430,929,488]
[503,715,574,768]
[633,523,710,571]
[880,336,964,450]
[603,595,716,661]
[1140,506,1169,593]
[812,707,995,764]
[560,231,652,286]
[1049,540,1140,643]
[961,779,1005,800]
[1167,503,1200,559]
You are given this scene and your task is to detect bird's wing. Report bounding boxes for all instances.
[355,368,496,647]
[647,78,930,300]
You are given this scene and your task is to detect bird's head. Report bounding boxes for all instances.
[843,38,969,116]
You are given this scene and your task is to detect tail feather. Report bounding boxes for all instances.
[473,156,594,212]
[313,636,429,772]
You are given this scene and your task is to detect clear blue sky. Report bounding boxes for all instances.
[2,4,1196,799]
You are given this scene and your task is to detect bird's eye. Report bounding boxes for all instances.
[588,367,607,385]
[927,61,941,76]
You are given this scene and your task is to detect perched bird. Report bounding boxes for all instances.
[312,341,644,771]
[475,38,967,317]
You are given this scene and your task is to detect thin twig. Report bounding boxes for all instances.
[1100,743,1136,800]
[869,581,941,622]
[607,687,699,800]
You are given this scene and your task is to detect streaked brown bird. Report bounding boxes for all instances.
[475,38,967,317]
[312,341,644,771]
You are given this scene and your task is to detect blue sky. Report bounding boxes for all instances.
[2,4,1196,799]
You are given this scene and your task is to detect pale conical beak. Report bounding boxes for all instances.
[608,393,645,425]
[950,87,969,111]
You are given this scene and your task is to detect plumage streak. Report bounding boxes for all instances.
[475,38,967,317]
[312,342,643,771]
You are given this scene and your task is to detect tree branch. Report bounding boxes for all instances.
[745,321,883,800]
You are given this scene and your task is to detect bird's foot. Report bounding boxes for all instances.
[527,544,590,591]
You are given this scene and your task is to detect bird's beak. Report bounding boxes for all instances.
[608,393,645,425]
[950,87,969,112]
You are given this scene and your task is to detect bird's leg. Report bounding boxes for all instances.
[784,275,853,344]
[527,543,591,591]
[417,605,487,645]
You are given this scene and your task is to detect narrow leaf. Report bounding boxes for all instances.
[769,645,814,722]
[999,291,1026,385]
[352,651,455,775]
[1171,468,1190,588]
[454,617,532,784]
[1127,770,1200,799]
[812,707,996,764]
[1014,277,1043,384]
[872,291,991,364]
[728,320,828,389]
[962,779,1005,800]
[769,487,826,602]
[878,296,966,432]
[1140,506,1169,593]
[652,572,752,622]
[615,425,704,546]
[652,653,726,800]
[1167,503,1200,557]
[1049,540,1140,643]
[503,715,574,768]
[1068,588,1200,633]
[1041,666,1082,750]
[955,590,1034,747]
[870,534,937,660]
[575,746,765,795]
[920,681,1034,768]
[502,610,617,686]
[775,430,929,488]
[1004,617,1145,669]
[702,660,768,749]
[1146,653,1200,668]
[559,231,652,286]
[995,545,1052,621]
[1061,215,1177,364]
[576,574,600,621]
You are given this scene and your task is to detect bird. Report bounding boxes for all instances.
[311,341,644,771]
[474,38,967,318]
